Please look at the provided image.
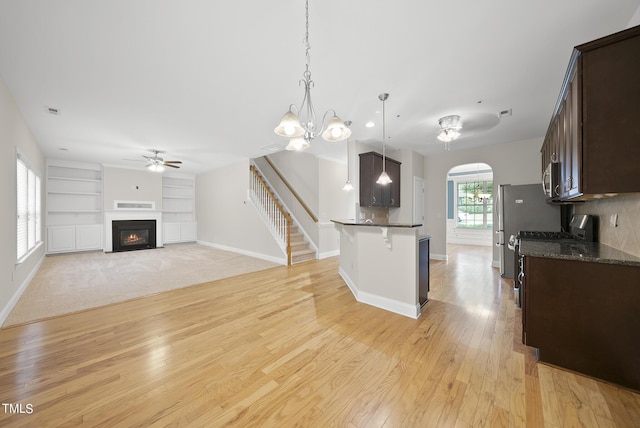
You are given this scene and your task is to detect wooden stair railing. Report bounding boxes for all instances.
[264,156,318,223]
[250,165,292,265]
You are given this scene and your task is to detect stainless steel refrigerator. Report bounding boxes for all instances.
[496,183,561,278]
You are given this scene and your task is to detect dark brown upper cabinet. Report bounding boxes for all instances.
[541,25,640,200]
[359,151,401,207]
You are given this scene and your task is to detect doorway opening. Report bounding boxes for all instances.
[446,163,494,247]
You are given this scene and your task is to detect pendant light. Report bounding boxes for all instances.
[376,93,392,185]
[275,0,351,150]
[342,121,354,191]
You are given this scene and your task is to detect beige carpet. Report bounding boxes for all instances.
[3,243,280,327]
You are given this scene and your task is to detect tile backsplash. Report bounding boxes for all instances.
[574,194,640,257]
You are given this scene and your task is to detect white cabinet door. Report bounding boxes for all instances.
[180,222,196,242]
[76,225,103,250]
[163,222,196,244]
[47,226,76,253]
[163,222,182,244]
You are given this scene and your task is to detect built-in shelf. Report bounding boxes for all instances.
[162,174,196,244]
[46,159,104,254]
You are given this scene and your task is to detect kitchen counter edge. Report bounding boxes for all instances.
[519,240,640,267]
[331,219,422,228]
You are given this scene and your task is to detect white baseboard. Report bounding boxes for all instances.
[318,249,339,259]
[338,267,420,319]
[196,240,287,265]
[492,260,500,268]
[1,254,45,327]
[430,253,448,261]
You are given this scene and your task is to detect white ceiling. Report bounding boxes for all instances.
[1,0,639,175]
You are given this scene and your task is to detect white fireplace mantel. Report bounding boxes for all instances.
[104,209,163,252]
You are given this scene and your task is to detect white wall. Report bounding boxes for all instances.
[103,166,163,210]
[424,138,542,263]
[195,159,284,263]
[268,150,319,214]
[267,152,352,258]
[318,157,351,257]
[0,74,46,324]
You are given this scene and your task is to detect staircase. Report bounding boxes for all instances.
[249,165,316,265]
[289,224,315,263]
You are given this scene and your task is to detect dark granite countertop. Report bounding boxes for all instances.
[519,239,640,267]
[331,219,422,228]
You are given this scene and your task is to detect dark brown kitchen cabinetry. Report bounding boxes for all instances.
[541,25,640,200]
[521,255,640,391]
[359,151,401,207]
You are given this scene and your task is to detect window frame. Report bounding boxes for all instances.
[16,150,42,264]
[455,177,493,229]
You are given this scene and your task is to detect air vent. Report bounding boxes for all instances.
[261,143,285,153]
[45,106,60,115]
[498,108,512,118]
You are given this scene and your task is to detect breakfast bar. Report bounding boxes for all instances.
[331,219,427,318]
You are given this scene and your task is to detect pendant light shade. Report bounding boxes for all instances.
[376,170,392,185]
[322,115,352,142]
[274,109,305,138]
[286,136,310,151]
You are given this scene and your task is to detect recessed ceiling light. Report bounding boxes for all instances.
[365,121,375,128]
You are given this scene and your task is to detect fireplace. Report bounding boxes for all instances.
[112,220,157,252]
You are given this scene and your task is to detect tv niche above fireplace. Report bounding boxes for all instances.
[112,220,157,252]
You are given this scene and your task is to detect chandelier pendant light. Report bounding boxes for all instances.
[437,115,463,150]
[274,0,351,151]
[376,93,392,185]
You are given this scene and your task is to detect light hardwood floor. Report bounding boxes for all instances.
[0,244,638,427]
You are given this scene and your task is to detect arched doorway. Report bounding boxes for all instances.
[445,163,494,246]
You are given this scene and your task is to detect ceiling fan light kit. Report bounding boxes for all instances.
[143,149,182,173]
[274,0,351,151]
[437,114,463,150]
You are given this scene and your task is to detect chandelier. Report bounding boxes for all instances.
[437,115,462,150]
[274,0,351,151]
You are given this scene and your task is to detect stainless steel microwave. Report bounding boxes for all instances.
[542,162,560,198]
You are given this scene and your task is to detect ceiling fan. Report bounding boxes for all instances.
[143,149,182,172]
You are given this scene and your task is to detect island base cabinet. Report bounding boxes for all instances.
[523,256,640,391]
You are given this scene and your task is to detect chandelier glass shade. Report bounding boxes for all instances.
[275,0,351,150]
[437,115,463,150]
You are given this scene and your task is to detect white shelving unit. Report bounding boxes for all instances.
[162,174,196,244]
[46,160,104,253]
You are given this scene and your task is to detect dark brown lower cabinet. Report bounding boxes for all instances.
[522,256,640,391]
[418,237,430,307]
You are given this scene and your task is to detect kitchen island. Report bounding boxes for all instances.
[519,240,640,391]
[331,219,427,318]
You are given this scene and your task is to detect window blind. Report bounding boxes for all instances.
[16,152,42,262]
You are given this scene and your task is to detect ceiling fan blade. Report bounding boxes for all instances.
[164,163,180,168]
[163,160,182,164]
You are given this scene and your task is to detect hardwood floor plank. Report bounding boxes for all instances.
[1,246,638,427]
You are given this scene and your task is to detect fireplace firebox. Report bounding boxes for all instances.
[112,220,157,252]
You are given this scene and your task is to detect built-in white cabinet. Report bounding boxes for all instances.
[162,175,197,244]
[46,160,104,253]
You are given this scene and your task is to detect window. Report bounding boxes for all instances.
[17,152,41,262]
[457,180,493,228]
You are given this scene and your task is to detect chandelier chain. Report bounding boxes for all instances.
[304,0,311,77]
